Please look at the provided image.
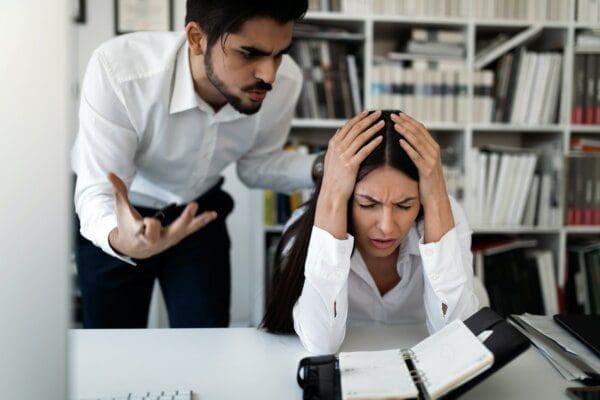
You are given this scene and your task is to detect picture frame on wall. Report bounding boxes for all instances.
[73,0,86,23]
[114,0,173,35]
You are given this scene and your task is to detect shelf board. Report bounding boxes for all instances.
[292,118,466,131]
[304,11,366,21]
[570,125,600,134]
[565,226,600,234]
[292,118,346,129]
[471,123,565,132]
[264,225,285,233]
[371,15,468,25]
[472,226,561,234]
[474,19,569,28]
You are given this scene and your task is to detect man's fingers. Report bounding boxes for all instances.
[162,203,218,243]
[141,217,161,243]
[186,211,218,235]
[107,172,129,202]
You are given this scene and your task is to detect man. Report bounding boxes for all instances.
[72,0,319,328]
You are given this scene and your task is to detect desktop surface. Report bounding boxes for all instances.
[70,325,577,399]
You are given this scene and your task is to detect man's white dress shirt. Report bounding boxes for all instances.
[71,32,315,261]
[293,196,479,354]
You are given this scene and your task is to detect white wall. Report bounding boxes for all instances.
[75,0,258,326]
[0,1,71,399]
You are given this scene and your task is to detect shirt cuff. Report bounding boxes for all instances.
[305,226,354,284]
[94,215,136,266]
[418,227,466,288]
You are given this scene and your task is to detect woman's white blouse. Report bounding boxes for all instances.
[292,196,479,354]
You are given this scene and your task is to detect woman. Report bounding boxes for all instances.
[261,110,478,354]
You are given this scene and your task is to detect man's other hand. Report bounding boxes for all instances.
[107,172,217,259]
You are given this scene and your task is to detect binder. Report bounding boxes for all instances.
[296,307,530,400]
[554,315,600,357]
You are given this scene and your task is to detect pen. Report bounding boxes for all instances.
[136,202,178,236]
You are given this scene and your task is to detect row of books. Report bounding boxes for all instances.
[291,38,362,119]
[492,48,563,124]
[566,136,600,226]
[577,0,600,24]
[370,63,469,123]
[328,0,468,17]
[572,53,600,125]
[474,0,570,21]
[310,0,571,21]
[466,146,561,228]
[473,238,559,316]
[566,241,600,315]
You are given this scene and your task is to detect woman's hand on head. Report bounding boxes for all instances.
[391,113,449,209]
[321,110,384,201]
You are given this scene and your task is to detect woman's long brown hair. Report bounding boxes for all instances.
[260,110,421,333]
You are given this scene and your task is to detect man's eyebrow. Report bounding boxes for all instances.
[240,42,292,57]
[355,194,417,204]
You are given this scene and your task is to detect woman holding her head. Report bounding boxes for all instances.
[261,110,478,354]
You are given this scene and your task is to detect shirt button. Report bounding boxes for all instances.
[431,273,440,282]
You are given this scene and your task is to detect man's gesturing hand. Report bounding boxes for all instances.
[107,172,217,259]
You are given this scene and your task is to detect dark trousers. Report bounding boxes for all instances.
[75,183,234,328]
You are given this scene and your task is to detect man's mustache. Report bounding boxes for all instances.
[243,81,272,91]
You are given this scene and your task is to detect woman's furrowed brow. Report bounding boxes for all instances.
[355,193,417,204]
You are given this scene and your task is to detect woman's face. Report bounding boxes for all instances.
[351,166,420,260]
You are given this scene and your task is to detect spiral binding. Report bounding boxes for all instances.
[401,349,430,387]
[400,348,419,363]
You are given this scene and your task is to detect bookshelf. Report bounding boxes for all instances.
[248,0,600,325]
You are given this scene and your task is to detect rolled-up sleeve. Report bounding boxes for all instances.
[293,226,354,354]
[420,197,479,333]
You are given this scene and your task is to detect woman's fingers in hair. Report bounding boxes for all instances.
[342,110,382,146]
[355,135,383,162]
[399,137,423,166]
[335,110,369,141]
[392,113,440,161]
[392,113,438,149]
[344,118,384,157]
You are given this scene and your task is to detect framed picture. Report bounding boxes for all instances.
[72,0,86,24]
[114,0,173,35]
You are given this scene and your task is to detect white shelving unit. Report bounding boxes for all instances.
[248,0,600,325]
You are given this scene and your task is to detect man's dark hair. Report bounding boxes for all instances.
[185,0,308,47]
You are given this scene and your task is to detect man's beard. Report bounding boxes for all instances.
[204,49,272,115]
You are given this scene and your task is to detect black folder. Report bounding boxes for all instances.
[296,307,530,400]
[554,314,600,358]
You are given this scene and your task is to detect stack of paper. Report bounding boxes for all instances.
[509,314,600,381]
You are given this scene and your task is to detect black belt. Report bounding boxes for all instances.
[137,177,234,225]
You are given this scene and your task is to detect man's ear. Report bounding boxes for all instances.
[185,21,206,56]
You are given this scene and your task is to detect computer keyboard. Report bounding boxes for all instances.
[76,389,192,400]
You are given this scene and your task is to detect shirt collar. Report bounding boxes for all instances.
[169,41,247,124]
[169,42,198,115]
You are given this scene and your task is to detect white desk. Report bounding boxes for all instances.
[70,325,575,399]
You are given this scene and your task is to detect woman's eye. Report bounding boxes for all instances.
[358,203,375,209]
[396,204,411,210]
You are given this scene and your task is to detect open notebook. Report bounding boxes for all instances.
[338,320,494,400]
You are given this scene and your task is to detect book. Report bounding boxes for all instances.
[338,320,494,400]
[474,26,542,70]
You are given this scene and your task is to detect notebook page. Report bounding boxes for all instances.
[411,319,494,399]
[339,349,418,400]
